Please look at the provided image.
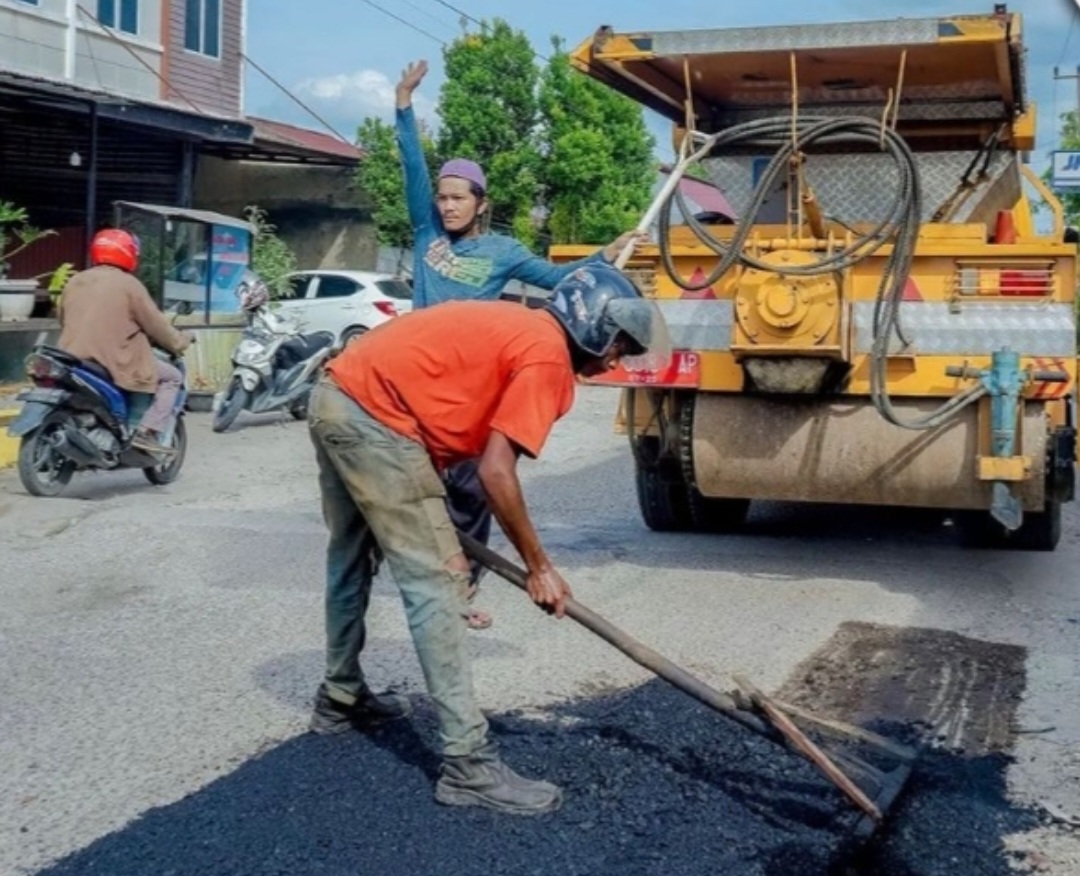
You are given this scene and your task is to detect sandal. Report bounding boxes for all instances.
[464,607,493,630]
[463,582,493,630]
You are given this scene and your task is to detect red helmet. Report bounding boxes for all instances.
[90,229,140,273]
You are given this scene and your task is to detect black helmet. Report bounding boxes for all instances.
[546,265,671,370]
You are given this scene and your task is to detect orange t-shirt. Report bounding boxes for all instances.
[326,300,576,468]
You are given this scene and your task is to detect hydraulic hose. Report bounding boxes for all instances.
[656,117,980,431]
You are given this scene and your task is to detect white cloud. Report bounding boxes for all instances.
[293,69,436,127]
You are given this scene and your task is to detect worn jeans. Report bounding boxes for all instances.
[308,375,489,757]
[138,359,183,433]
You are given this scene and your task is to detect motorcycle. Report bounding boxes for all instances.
[212,304,335,433]
[8,332,191,498]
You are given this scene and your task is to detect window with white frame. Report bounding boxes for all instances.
[13,0,41,5]
[185,0,221,58]
[97,0,138,35]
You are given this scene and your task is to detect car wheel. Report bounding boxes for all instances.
[341,326,368,346]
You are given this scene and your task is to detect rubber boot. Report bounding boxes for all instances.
[309,683,412,735]
[435,744,563,815]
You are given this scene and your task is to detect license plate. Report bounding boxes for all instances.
[587,351,701,388]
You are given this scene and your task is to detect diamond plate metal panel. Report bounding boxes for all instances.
[702,150,1014,224]
[711,101,1006,126]
[650,19,941,55]
[852,302,1076,356]
[657,300,733,351]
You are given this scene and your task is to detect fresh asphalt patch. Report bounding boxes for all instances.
[779,622,1043,876]
[33,683,857,876]
[33,624,1044,876]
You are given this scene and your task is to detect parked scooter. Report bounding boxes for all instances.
[8,307,193,497]
[212,274,335,433]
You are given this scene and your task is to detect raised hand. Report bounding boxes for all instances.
[396,59,429,104]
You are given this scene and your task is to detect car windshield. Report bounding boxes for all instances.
[375,279,413,301]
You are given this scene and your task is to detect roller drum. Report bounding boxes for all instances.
[691,395,1047,511]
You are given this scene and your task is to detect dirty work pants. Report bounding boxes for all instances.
[443,460,492,588]
[308,375,489,758]
[138,359,182,433]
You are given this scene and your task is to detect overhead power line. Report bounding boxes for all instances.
[358,0,445,46]
[429,0,483,29]
[356,0,670,164]
[76,3,204,111]
[1057,12,1077,68]
[399,0,458,34]
[241,52,353,144]
[426,0,551,62]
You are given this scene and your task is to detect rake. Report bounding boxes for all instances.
[460,532,915,837]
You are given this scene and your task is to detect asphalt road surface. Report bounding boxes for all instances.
[2,387,1078,875]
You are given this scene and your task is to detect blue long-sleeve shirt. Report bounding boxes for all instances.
[396,106,607,310]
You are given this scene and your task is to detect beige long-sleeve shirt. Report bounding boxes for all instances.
[58,265,190,394]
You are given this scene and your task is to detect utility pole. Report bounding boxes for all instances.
[1054,65,1080,116]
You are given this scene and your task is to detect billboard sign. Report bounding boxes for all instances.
[1051,151,1080,191]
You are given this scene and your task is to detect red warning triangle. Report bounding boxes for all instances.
[681,267,717,300]
[901,277,922,301]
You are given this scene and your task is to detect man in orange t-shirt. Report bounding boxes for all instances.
[305,265,669,815]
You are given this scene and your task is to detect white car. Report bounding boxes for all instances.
[275,270,413,345]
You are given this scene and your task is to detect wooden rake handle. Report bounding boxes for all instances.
[459,532,768,737]
[460,533,907,822]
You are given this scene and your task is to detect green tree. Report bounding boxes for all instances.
[437,20,541,246]
[538,40,655,244]
[244,205,298,299]
[355,116,439,265]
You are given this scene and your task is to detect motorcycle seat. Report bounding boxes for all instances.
[35,345,113,383]
[79,360,112,382]
[36,345,82,368]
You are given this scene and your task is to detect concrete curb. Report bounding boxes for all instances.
[0,408,19,469]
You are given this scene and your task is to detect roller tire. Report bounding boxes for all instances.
[635,460,692,532]
[958,501,1061,552]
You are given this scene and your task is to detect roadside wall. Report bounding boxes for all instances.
[193,157,377,271]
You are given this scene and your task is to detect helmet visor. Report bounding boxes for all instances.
[604,298,673,372]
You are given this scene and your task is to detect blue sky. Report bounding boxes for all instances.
[244,0,1079,171]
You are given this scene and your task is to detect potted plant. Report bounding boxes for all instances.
[44,262,77,317]
[0,200,56,322]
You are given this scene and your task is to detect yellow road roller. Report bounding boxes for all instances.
[551,6,1078,549]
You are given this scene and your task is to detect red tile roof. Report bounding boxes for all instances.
[247,116,363,163]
